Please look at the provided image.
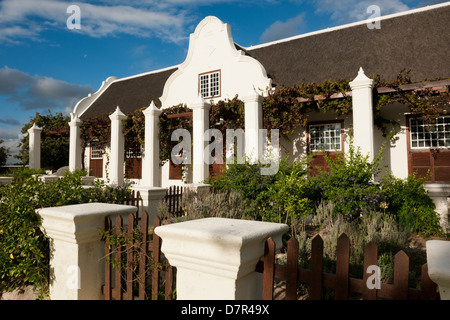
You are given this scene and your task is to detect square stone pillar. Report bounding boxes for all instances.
[190,95,211,184]
[109,106,127,187]
[155,218,289,300]
[28,123,42,170]
[142,101,163,187]
[349,67,375,160]
[131,186,167,222]
[426,240,450,300]
[69,113,82,172]
[38,203,137,300]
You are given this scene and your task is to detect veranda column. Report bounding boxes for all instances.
[190,94,211,184]
[349,67,375,160]
[109,106,126,187]
[142,101,162,187]
[69,113,82,172]
[28,123,42,170]
[243,88,263,163]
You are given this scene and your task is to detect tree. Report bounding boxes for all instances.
[16,112,70,171]
[0,139,9,166]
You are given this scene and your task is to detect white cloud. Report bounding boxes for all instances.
[0,0,189,44]
[0,66,93,112]
[260,13,306,43]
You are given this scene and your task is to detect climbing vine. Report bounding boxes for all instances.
[158,104,193,166]
[79,69,449,168]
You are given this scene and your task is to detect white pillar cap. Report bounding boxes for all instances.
[109,106,127,120]
[155,217,288,279]
[349,67,374,89]
[143,101,163,116]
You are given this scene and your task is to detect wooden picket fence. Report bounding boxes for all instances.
[257,233,440,300]
[122,189,142,219]
[163,185,184,217]
[102,212,176,300]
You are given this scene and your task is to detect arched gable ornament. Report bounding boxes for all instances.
[160,16,272,108]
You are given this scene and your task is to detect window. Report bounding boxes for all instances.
[199,70,220,98]
[410,116,450,149]
[309,122,342,152]
[90,141,103,159]
[407,115,450,183]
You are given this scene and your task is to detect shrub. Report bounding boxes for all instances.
[0,171,131,296]
[177,189,256,220]
[308,201,416,284]
[207,138,443,237]
[380,173,442,237]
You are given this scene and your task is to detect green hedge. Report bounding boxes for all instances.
[0,170,130,297]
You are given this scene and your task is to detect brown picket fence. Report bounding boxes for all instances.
[256,233,440,300]
[102,212,175,300]
[163,185,184,217]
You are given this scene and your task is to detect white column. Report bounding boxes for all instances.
[155,218,288,300]
[109,106,127,187]
[69,113,82,172]
[28,123,42,169]
[142,101,162,187]
[349,67,375,160]
[37,203,137,300]
[190,95,211,184]
[243,88,263,163]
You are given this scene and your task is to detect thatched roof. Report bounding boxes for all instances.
[245,4,450,87]
[80,4,449,120]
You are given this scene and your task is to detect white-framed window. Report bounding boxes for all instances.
[309,122,342,152]
[90,141,103,159]
[410,116,450,149]
[199,70,220,98]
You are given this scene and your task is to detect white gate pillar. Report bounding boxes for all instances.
[69,113,82,172]
[28,123,42,170]
[109,106,127,187]
[38,203,137,300]
[142,101,163,187]
[243,88,263,163]
[349,67,375,160]
[190,95,211,184]
[155,218,289,300]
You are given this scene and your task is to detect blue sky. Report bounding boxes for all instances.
[0,0,446,164]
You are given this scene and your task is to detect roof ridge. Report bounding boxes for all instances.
[244,2,450,51]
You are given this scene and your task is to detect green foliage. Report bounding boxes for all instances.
[208,138,443,237]
[178,189,255,220]
[158,104,193,166]
[380,173,442,237]
[308,202,417,285]
[0,139,9,166]
[0,171,131,296]
[16,112,70,170]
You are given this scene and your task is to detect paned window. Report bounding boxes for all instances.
[199,70,220,98]
[410,116,450,149]
[90,142,103,159]
[309,123,342,152]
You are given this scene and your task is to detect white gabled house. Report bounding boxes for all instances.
[68,3,450,225]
